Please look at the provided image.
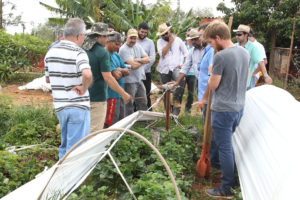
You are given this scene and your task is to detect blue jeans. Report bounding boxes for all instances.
[211,109,244,193]
[247,76,258,90]
[57,108,90,159]
[203,104,220,169]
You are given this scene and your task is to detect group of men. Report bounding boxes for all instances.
[45,17,272,199]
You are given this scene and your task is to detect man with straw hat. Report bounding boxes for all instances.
[156,23,188,116]
[119,28,150,116]
[168,28,205,113]
[82,22,131,133]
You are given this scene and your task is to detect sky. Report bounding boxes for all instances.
[4,0,233,34]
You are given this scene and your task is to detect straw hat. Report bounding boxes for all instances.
[186,28,200,40]
[233,24,250,33]
[157,23,172,36]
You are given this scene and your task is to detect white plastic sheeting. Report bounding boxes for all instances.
[233,85,300,200]
[18,76,51,92]
[1,111,164,200]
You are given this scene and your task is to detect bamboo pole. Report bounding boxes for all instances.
[284,17,296,89]
[166,90,170,131]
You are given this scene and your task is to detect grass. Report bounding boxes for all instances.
[1,72,43,86]
[270,73,300,100]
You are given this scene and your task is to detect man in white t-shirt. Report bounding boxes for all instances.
[156,23,188,115]
[248,28,268,88]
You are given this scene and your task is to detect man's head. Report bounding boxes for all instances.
[203,20,231,51]
[82,22,112,50]
[248,28,255,42]
[186,28,202,49]
[126,28,138,47]
[58,29,64,41]
[108,23,115,32]
[106,31,123,52]
[138,22,149,40]
[63,18,86,46]
[233,24,250,44]
[157,23,172,41]
[198,22,210,47]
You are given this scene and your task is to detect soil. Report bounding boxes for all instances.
[0,84,53,106]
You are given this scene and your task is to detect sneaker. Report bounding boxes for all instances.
[205,187,234,199]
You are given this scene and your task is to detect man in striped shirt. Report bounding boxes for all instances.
[45,18,93,160]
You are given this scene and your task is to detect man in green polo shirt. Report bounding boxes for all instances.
[82,22,131,133]
[234,24,272,89]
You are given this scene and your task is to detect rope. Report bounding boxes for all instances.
[108,152,138,200]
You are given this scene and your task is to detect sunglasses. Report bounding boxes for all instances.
[236,33,244,36]
[162,32,168,37]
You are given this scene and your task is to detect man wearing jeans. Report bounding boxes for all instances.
[45,18,93,159]
[119,28,150,116]
[199,20,250,198]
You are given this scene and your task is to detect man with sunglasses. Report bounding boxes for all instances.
[82,23,131,133]
[156,23,189,116]
[137,22,156,111]
[234,24,272,89]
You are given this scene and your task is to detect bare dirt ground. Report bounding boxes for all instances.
[0,84,53,106]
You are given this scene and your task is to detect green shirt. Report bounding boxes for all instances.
[86,43,111,102]
[237,41,263,87]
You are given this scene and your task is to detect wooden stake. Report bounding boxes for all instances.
[284,17,296,89]
[165,90,170,131]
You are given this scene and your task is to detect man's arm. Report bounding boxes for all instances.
[162,35,174,57]
[72,69,93,95]
[252,61,272,84]
[46,77,50,83]
[102,72,131,104]
[139,55,150,64]
[126,59,142,69]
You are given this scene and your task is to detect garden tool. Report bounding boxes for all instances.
[196,89,213,178]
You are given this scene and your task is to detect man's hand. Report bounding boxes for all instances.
[122,92,131,104]
[196,98,207,112]
[112,69,123,80]
[169,34,174,44]
[121,68,130,77]
[72,86,86,96]
[264,75,273,85]
[177,65,182,69]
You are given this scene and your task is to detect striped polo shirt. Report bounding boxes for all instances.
[45,40,91,112]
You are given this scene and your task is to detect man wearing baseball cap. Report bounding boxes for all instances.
[82,22,131,133]
[156,23,188,116]
[119,28,150,116]
[234,24,272,89]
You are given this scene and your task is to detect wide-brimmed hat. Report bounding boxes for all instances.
[157,23,172,36]
[108,31,123,43]
[82,22,113,50]
[186,28,200,40]
[233,24,250,33]
[127,29,138,37]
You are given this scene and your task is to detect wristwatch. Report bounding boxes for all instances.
[263,73,269,78]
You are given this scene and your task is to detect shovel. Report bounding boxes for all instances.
[196,89,213,178]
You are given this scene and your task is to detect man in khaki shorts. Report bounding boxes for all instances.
[82,23,131,133]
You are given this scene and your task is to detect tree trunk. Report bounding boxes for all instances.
[0,0,3,29]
